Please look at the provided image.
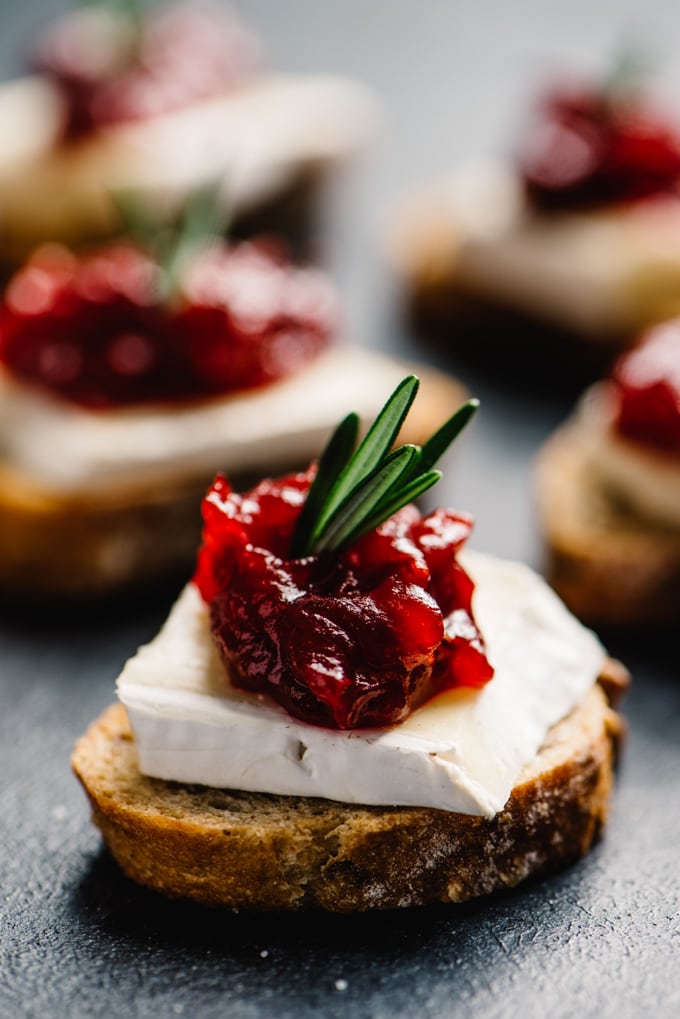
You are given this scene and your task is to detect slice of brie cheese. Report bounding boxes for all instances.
[117,551,606,818]
[577,384,680,529]
[0,347,438,493]
[390,160,680,340]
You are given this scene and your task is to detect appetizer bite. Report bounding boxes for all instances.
[0,1,376,267]
[0,222,463,598]
[536,319,680,626]
[73,378,628,912]
[390,63,680,379]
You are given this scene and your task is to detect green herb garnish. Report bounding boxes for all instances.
[112,179,228,303]
[603,44,657,108]
[290,376,478,557]
[79,0,145,30]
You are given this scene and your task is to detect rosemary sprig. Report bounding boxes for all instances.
[79,0,145,30]
[111,179,228,302]
[290,376,478,558]
[603,44,657,108]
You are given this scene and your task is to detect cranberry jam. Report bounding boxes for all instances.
[519,81,680,210]
[0,241,335,410]
[31,2,260,139]
[612,320,680,456]
[194,471,494,731]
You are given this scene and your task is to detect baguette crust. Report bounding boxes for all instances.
[0,462,204,598]
[389,178,634,382]
[407,283,624,385]
[536,423,680,626]
[72,675,626,913]
[0,355,465,599]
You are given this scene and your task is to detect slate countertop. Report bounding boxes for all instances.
[2,3,679,1017]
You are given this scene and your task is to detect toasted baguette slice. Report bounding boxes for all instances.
[536,423,680,627]
[387,168,669,384]
[403,278,623,386]
[0,350,465,599]
[71,664,627,913]
[391,190,621,383]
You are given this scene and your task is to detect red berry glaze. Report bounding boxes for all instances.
[31,2,260,138]
[194,471,494,731]
[612,320,680,456]
[0,241,336,409]
[519,82,680,210]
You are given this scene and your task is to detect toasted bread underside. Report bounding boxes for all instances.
[72,667,626,913]
[389,185,629,382]
[536,425,680,627]
[0,355,464,599]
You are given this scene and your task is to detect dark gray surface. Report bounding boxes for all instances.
[2,3,680,1017]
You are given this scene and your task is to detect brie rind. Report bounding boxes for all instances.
[0,347,427,492]
[391,160,680,340]
[117,551,606,818]
[577,384,680,529]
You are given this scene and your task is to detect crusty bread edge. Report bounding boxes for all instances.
[386,179,632,381]
[71,663,627,913]
[535,423,680,626]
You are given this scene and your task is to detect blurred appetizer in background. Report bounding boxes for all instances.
[73,379,628,912]
[0,0,376,268]
[0,204,465,598]
[390,59,680,382]
[535,318,680,626]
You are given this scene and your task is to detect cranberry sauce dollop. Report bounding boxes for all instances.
[0,241,336,410]
[612,320,680,456]
[194,471,494,731]
[519,82,680,210]
[31,2,260,139]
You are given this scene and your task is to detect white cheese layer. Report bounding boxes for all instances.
[391,161,680,340]
[0,72,376,255]
[0,346,418,493]
[117,552,606,818]
[577,384,680,529]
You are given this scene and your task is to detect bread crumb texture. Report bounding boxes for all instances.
[72,677,625,913]
[535,425,680,626]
